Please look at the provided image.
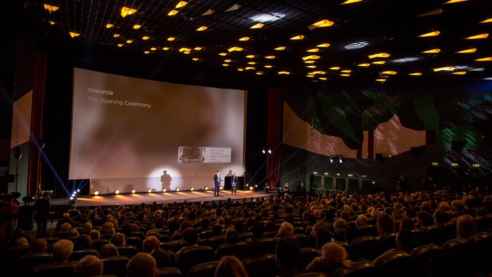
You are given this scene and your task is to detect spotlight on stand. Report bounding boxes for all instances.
[249,186,254,191]
[94,191,99,196]
[191,187,194,191]
[163,188,167,193]
[115,190,120,195]
[148,188,152,193]
[131,189,136,194]
[176,188,180,192]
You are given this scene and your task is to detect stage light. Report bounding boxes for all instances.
[94,191,99,196]
[69,32,80,38]
[265,55,276,59]
[148,189,152,193]
[342,0,363,4]
[481,17,492,24]
[120,6,137,18]
[113,33,120,38]
[228,46,244,52]
[457,48,477,54]
[132,24,142,30]
[475,56,492,62]
[250,13,285,23]
[175,1,188,9]
[250,23,265,29]
[196,26,208,32]
[249,186,254,191]
[278,70,291,75]
[330,66,341,71]
[369,52,391,59]
[43,3,60,13]
[465,33,489,40]
[344,41,369,50]
[274,46,287,51]
[239,36,251,42]
[168,10,179,16]
[131,189,136,194]
[419,30,440,38]
[372,60,386,65]
[422,48,441,54]
[115,190,120,195]
[445,0,467,3]
[126,39,134,44]
[290,34,305,41]
[310,19,335,29]
[409,72,423,76]
[167,37,176,42]
[105,23,114,29]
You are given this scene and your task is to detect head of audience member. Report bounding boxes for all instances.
[333,218,348,242]
[320,242,350,269]
[15,237,30,256]
[417,211,434,228]
[355,214,369,230]
[434,210,450,226]
[143,235,160,253]
[127,252,157,277]
[314,222,332,248]
[112,232,126,247]
[182,227,198,245]
[276,222,295,239]
[377,212,394,237]
[90,230,101,241]
[82,222,93,235]
[275,238,301,276]
[102,221,116,237]
[225,227,240,244]
[457,214,476,240]
[53,239,74,263]
[214,256,249,277]
[101,243,119,258]
[75,255,103,277]
[31,238,48,254]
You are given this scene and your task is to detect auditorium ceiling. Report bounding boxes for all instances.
[32,0,492,83]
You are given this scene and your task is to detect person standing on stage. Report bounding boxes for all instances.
[213,171,221,197]
[160,170,172,191]
[231,173,238,196]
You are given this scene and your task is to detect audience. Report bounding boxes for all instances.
[52,239,74,263]
[143,235,175,267]
[127,252,157,277]
[101,243,119,258]
[215,256,249,277]
[306,242,349,275]
[75,255,103,276]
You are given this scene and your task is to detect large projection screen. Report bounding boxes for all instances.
[70,68,246,193]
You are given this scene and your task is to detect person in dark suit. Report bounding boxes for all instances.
[231,174,238,195]
[213,171,220,197]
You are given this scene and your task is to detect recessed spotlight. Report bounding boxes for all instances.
[248,61,256,65]
[175,1,188,9]
[342,0,364,4]
[144,51,150,54]
[307,48,320,53]
[115,190,120,195]
[317,43,331,48]
[196,26,208,32]
[126,39,133,44]
[117,43,124,47]
[265,55,276,59]
[264,64,273,68]
[69,32,80,38]
[194,46,203,51]
[132,24,142,30]
[43,3,60,13]
[250,23,265,29]
[475,56,492,62]
[113,33,120,38]
[219,52,227,56]
[237,68,244,72]
[274,46,286,51]
[452,71,467,75]
[330,66,341,71]
[246,54,255,59]
[167,37,176,42]
[228,46,244,52]
[340,74,351,77]
[433,66,456,72]
[358,63,371,67]
[344,41,369,50]
[278,70,291,75]
[310,19,335,29]
[444,0,467,4]
[368,52,391,59]
[391,57,420,63]
[481,17,492,24]
[225,4,241,13]
[418,30,440,38]
[319,77,327,81]
[245,66,255,71]
[256,71,264,76]
[142,36,150,40]
[162,47,170,51]
[168,10,179,16]
[222,63,229,67]
[381,70,398,75]
[120,6,137,18]
[105,23,114,29]
[94,191,99,196]
[409,72,423,76]
[150,47,157,51]
[239,36,251,42]
[422,48,441,54]
[465,33,489,40]
[48,20,56,26]
[456,48,477,54]
[303,55,320,61]
[290,34,305,40]
[376,78,387,83]
[250,12,286,23]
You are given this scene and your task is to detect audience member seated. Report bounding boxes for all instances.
[31,238,49,255]
[75,255,103,277]
[456,214,477,241]
[127,252,157,277]
[306,242,349,275]
[143,235,175,267]
[112,232,127,247]
[52,239,74,263]
[276,222,295,239]
[101,243,119,258]
[214,255,249,277]
[276,238,302,277]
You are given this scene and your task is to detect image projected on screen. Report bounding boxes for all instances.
[70,68,246,194]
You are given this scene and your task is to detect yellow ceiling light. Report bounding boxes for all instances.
[192,57,200,62]
[246,55,255,59]
[340,74,351,77]
[306,65,317,69]
[222,64,230,67]
[302,55,320,61]
[465,33,489,40]
[43,3,60,13]
[342,0,364,5]
[444,0,468,4]
[179,47,192,53]
[290,34,305,41]
[105,23,114,29]
[265,55,276,60]
[330,66,341,71]
[117,43,124,48]
[120,6,137,18]
[48,20,56,26]
[224,59,232,63]
[168,9,179,16]
[422,48,441,54]
[311,70,327,75]
[194,47,203,51]
[341,69,352,73]
[175,1,188,9]
[126,39,134,44]
[150,47,157,51]
[381,70,398,75]
[304,60,316,64]
[250,23,265,29]
[248,61,256,65]
[228,46,244,52]
[162,47,171,51]
[419,30,440,38]
[113,33,120,38]
[239,36,251,42]
[307,48,320,53]
[237,68,244,72]
[245,66,255,71]
[167,36,176,42]
[196,26,208,32]
[433,66,456,72]
[317,43,331,48]
[307,74,315,78]
[274,46,287,51]
[278,71,291,75]
[132,24,142,30]
[368,52,391,59]
[376,78,387,83]
[456,48,477,54]
[264,64,273,69]
[219,52,228,56]
[319,77,328,81]
[475,56,492,62]
[481,17,492,24]
[409,72,423,76]
[142,35,150,40]
[69,32,80,38]
[256,71,264,76]
[144,51,150,55]
[372,60,386,65]
[358,63,371,67]
[310,19,335,29]
[452,71,467,75]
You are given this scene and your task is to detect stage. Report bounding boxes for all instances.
[52,190,271,207]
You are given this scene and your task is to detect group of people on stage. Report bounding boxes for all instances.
[213,170,239,197]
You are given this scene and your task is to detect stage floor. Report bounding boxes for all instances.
[52,190,271,207]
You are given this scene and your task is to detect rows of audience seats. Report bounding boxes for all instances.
[4,190,492,276]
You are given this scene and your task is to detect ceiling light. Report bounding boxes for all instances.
[265,55,276,59]
[452,71,467,75]
[120,6,137,18]
[358,63,371,67]
[192,57,200,62]
[444,0,467,4]
[43,3,60,13]
[418,9,443,17]
[319,77,328,81]
[341,69,352,73]
[222,63,229,67]
[239,36,251,42]
[274,46,286,51]
[167,37,176,42]
[248,61,256,65]
[376,78,387,83]
[117,43,124,47]
[419,30,440,38]
[168,10,179,16]
[105,23,114,29]
[310,19,335,29]
[133,24,142,30]
[245,66,255,71]
[483,77,492,80]
[316,43,331,49]
[246,54,255,59]
[219,52,227,56]
[330,66,341,71]
[475,56,492,62]
[422,48,441,54]
[290,34,305,40]
[69,32,80,38]
[237,68,244,72]
[202,9,214,16]
[126,39,133,44]
[433,66,456,72]
[344,41,369,50]
[381,70,398,75]
[113,33,120,38]
[278,71,291,75]
[250,23,265,29]
[409,72,423,76]
[175,1,188,9]
[457,48,477,54]
[341,74,351,77]
[372,60,386,65]
[250,13,285,23]
[142,36,150,40]
[225,4,242,13]
[303,55,320,61]
[196,26,208,32]
[391,57,420,63]
[179,47,192,54]
[150,47,157,51]
[48,20,55,26]
[304,60,316,64]
[311,70,326,75]
[481,17,492,24]
[466,33,489,40]
[228,46,244,52]
[369,52,391,59]
[307,48,320,53]
[194,47,203,51]
[306,65,317,69]
[256,71,264,76]
[469,67,484,72]
[224,59,232,63]
[162,47,170,51]
[342,0,364,5]
[264,64,273,68]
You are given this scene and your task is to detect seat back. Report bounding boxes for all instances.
[71,249,100,261]
[103,256,129,277]
[244,254,277,277]
[216,242,250,258]
[299,248,320,270]
[33,262,75,277]
[158,267,182,277]
[117,246,137,257]
[373,250,416,277]
[188,261,218,277]
[176,246,215,274]
[350,236,394,261]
